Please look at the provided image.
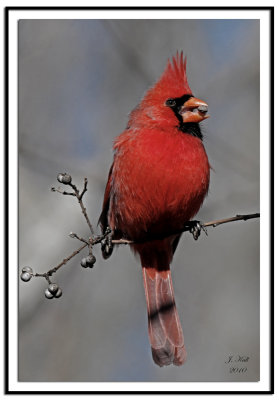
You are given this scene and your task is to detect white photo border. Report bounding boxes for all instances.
[5,6,274,395]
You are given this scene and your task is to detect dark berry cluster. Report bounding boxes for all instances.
[80,254,96,268]
[20,266,33,282]
[44,283,63,299]
[20,267,63,299]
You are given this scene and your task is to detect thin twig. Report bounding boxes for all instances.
[203,213,260,228]
[112,238,133,245]
[88,243,93,256]
[109,213,260,245]
[80,178,88,200]
[77,196,94,235]
[51,187,75,196]
[68,181,79,193]
[69,232,89,245]
[52,175,94,235]
[69,179,94,235]
[33,272,52,284]
[34,242,88,281]
[31,212,260,281]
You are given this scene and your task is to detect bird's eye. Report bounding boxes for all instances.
[166,98,176,107]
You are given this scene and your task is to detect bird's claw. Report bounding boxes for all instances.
[101,227,113,258]
[186,220,207,241]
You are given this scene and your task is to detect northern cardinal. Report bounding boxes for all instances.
[99,52,210,367]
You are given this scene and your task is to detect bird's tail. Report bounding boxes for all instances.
[142,266,186,367]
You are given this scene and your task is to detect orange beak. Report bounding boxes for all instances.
[179,97,210,123]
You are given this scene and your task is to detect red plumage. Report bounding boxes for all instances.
[99,52,210,366]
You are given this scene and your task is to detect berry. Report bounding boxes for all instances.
[86,255,96,268]
[20,272,32,282]
[81,255,96,268]
[57,173,72,184]
[45,289,54,299]
[22,266,33,274]
[62,174,72,184]
[57,173,64,183]
[20,267,33,282]
[45,284,62,299]
[55,288,62,298]
[48,283,59,294]
[81,258,88,268]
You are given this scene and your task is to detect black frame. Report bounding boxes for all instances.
[4,6,274,395]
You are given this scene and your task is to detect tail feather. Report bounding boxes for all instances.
[142,266,186,367]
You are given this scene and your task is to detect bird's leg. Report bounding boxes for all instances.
[185,220,208,240]
[101,226,114,258]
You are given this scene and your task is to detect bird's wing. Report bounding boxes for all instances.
[98,163,113,234]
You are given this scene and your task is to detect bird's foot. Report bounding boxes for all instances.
[185,220,207,241]
[101,227,113,258]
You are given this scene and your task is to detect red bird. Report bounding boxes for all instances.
[99,52,210,367]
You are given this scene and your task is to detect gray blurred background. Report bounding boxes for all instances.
[19,19,260,382]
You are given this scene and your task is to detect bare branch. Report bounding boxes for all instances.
[112,238,133,245]
[79,178,88,200]
[52,174,94,235]
[76,194,94,235]
[69,232,89,245]
[203,213,260,228]
[51,187,75,196]
[21,174,260,300]
[68,178,94,235]
[34,242,88,282]
[109,213,260,244]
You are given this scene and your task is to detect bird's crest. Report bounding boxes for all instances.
[127,52,193,128]
[149,51,192,100]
